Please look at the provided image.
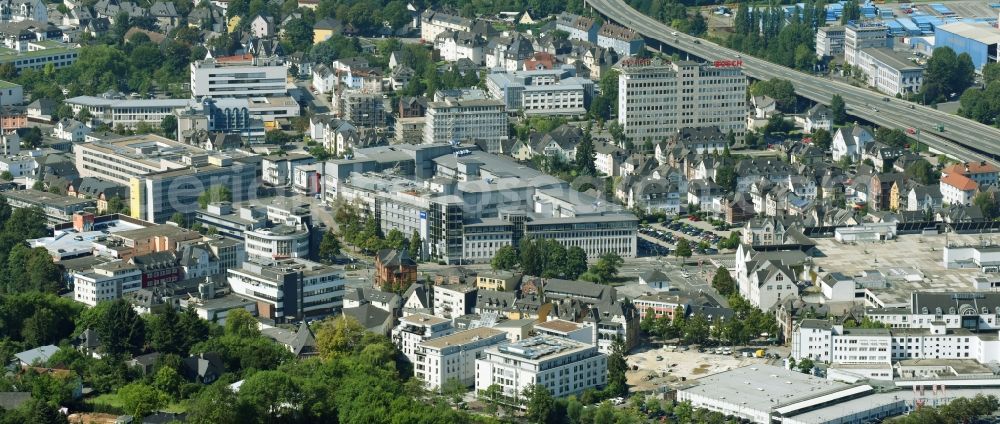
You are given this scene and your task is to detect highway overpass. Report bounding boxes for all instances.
[588,0,1000,166]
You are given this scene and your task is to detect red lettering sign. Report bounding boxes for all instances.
[713,60,743,68]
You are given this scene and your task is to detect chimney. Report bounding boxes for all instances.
[73,211,95,232]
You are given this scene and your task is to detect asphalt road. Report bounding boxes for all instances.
[588,0,1000,166]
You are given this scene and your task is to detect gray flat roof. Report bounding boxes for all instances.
[862,48,923,71]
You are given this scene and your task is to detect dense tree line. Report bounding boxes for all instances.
[630,0,706,36]
[887,394,999,424]
[491,238,590,280]
[920,47,975,105]
[959,62,1000,126]
[641,293,778,345]
[728,2,821,71]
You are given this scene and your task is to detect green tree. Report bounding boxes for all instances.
[152,366,184,401]
[170,212,187,227]
[683,313,710,345]
[224,308,259,338]
[575,131,596,174]
[238,370,300,420]
[408,229,421,260]
[481,383,504,417]
[197,185,232,209]
[89,299,145,357]
[675,238,692,259]
[522,384,555,424]
[830,94,847,125]
[315,315,366,360]
[605,337,628,397]
[20,127,41,148]
[797,358,815,373]
[160,115,177,138]
[0,171,11,181]
[564,246,588,279]
[318,230,341,263]
[974,192,998,220]
[384,228,405,251]
[715,163,736,192]
[750,79,796,112]
[922,47,976,104]
[712,266,736,296]
[589,252,623,284]
[117,382,167,418]
[812,128,832,151]
[491,245,519,271]
[905,159,938,185]
[186,383,240,424]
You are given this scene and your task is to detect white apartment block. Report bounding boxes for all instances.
[423,91,507,154]
[434,30,484,65]
[420,10,472,42]
[867,292,1000,332]
[432,284,476,319]
[65,96,190,129]
[940,173,978,206]
[190,56,287,98]
[415,327,507,391]
[844,22,889,68]
[475,336,607,401]
[392,313,455,364]
[227,258,344,322]
[791,321,891,364]
[856,48,923,96]
[72,261,142,306]
[616,57,746,143]
[243,224,310,262]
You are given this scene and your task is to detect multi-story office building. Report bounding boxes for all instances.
[72,261,142,306]
[416,327,507,391]
[475,336,607,400]
[524,214,638,259]
[190,54,286,98]
[243,224,310,262]
[74,134,214,185]
[486,66,593,116]
[65,96,191,129]
[856,48,923,95]
[791,320,891,364]
[816,25,845,59]
[844,22,889,68]
[4,189,96,224]
[227,258,344,322]
[616,57,746,143]
[423,89,507,153]
[0,43,78,71]
[176,96,300,144]
[392,313,455,364]
[130,156,260,223]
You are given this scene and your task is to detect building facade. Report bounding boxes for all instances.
[226,258,344,322]
[475,336,607,401]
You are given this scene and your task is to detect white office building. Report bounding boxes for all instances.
[190,55,287,98]
[816,25,845,59]
[72,261,142,306]
[475,336,607,401]
[486,66,592,116]
[856,48,923,95]
[616,57,746,143]
[65,96,191,129]
[423,90,508,153]
[243,224,310,262]
[416,327,507,391]
[226,258,344,322]
[392,313,455,364]
[845,22,889,68]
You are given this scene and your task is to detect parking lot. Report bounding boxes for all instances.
[626,344,788,392]
[640,219,730,256]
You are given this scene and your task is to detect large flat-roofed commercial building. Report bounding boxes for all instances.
[423,89,507,154]
[72,134,260,223]
[616,58,746,143]
[190,54,287,98]
[845,22,889,68]
[130,155,260,223]
[856,48,923,95]
[677,364,905,424]
[0,44,78,71]
[64,96,191,129]
[524,213,638,259]
[416,327,507,391]
[4,189,96,224]
[475,336,607,400]
[935,22,1000,71]
[71,260,142,306]
[486,66,593,116]
[227,258,344,322]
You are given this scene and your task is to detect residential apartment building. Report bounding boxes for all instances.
[415,327,507,391]
[423,90,507,153]
[190,54,286,98]
[486,67,593,116]
[856,48,923,95]
[941,162,1000,187]
[475,336,607,400]
[227,258,344,322]
[392,313,455,364]
[555,12,599,44]
[940,173,978,206]
[616,57,746,143]
[596,23,644,56]
[844,22,889,68]
[72,261,142,306]
[420,10,472,42]
[433,284,476,319]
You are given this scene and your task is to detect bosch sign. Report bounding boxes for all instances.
[713,60,743,68]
